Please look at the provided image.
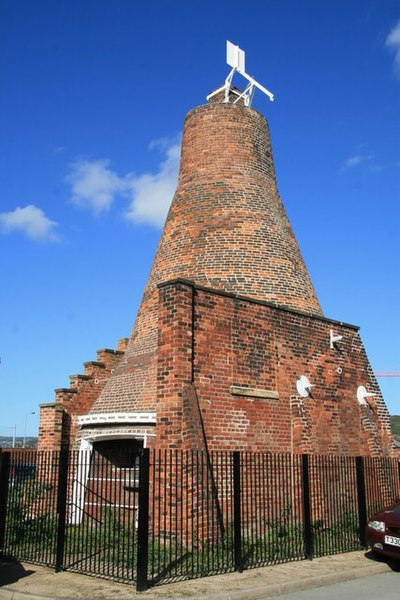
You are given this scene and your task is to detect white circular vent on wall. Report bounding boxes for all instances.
[296,376,313,398]
[357,385,374,406]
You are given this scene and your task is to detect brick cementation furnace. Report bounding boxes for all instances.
[38,88,394,458]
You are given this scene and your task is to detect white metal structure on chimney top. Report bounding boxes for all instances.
[207,41,274,107]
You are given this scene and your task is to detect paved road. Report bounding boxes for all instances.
[272,571,399,599]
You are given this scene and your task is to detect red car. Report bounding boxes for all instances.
[366,503,400,560]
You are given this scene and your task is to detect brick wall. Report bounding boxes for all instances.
[155,280,393,457]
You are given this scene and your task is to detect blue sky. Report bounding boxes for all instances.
[0,0,399,438]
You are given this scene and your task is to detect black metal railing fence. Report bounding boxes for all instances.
[63,448,140,582]
[0,450,59,567]
[0,448,399,591]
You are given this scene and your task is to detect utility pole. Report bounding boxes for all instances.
[23,412,35,448]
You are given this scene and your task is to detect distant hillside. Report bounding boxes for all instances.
[0,436,38,448]
[390,415,400,437]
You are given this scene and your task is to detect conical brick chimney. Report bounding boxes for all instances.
[81,92,323,435]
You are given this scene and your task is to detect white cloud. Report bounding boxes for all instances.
[0,205,59,241]
[66,159,126,215]
[66,138,181,228]
[386,19,400,77]
[124,141,180,227]
[341,154,373,170]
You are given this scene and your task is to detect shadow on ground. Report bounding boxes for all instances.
[0,559,35,587]
[365,550,400,573]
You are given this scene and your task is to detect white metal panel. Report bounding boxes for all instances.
[226,40,245,72]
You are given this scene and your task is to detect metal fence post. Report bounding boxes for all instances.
[0,452,11,557]
[136,448,150,592]
[356,456,368,549]
[55,449,69,572]
[233,451,243,572]
[302,454,314,560]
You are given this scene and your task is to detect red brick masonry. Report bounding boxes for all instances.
[89,100,323,419]
[38,339,128,450]
[156,279,392,456]
[38,96,394,457]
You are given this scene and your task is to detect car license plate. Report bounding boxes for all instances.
[385,535,400,547]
